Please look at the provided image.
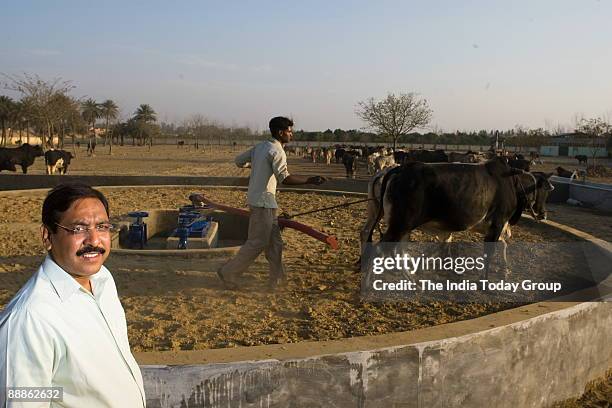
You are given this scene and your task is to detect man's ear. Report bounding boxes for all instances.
[41,224,52,251]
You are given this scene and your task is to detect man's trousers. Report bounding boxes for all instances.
[219,206,285,283]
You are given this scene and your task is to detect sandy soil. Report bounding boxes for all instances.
[0,145,609,354]
[0,184,593,353]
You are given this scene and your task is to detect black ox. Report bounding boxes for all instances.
[334,148,346,164]
[394,149,448,165]
[508,158,531,172]
[575,155,588,165]
[342,152,357,178]
[556,166,580,179]
[366,158,554,278]
[0,143,44,174]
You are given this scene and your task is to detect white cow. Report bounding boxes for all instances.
[374,154,395,172]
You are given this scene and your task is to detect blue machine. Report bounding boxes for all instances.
[127,211,149,249]
[174,205,212,249]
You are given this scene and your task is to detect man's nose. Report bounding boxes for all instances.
[83,228,103,245]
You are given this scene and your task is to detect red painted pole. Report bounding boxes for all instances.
[189,194,339,250]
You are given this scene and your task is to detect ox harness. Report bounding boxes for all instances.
[515,171,539,219]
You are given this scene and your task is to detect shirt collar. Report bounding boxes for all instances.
[267,136,282,146]
[42,255,111,302]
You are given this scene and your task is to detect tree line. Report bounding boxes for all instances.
[0,73,262,153]
[1,75,610,154]
[0,73,163,153]
[353,92,611,151]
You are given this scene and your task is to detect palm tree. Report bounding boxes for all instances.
[0,95,15,146]
[99,99,119,153]
[134,104,156,123]
[81,98,100,148]
[133,104,156,146]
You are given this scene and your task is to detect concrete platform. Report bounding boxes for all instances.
[166,221,219,250]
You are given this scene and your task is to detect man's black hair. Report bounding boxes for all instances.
[42,183,109,233]
[269,116,294,138]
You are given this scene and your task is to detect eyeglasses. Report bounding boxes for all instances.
[55,222,116,235]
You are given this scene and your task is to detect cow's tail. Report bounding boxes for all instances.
[366,165,406,243]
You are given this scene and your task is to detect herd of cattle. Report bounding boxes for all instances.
[285,144,589,180]
[0,144,73,175]
[284,145,588,277]
[0,143,594,181]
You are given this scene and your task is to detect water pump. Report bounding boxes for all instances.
[127,211,149,249]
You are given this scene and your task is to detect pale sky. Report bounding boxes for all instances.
[2,0,611,132]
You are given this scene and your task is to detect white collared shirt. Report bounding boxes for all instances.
[0,257,145,407]
[235,137,290,208]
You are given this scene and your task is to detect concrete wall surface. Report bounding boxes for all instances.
[568,146,608,158]
[570,182,612,212]
[0,175,367,194]
[140,301,611,408]
[540,146,559,156]
[548,176,612,211]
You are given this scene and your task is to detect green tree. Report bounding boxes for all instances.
[48,93,79,148]
[81,98,101,148]
[99,99,119,153]
[57,97,72,148]
[10,100,26,144]
[111,121,133,147]
[356,92,433,149]
[0,95,15,146]
[2,73,75,149]
[133,104,156,146]
[134,104,156,123]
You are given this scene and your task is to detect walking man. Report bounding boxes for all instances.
[194,116,326,290]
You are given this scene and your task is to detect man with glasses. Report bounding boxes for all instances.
[0,183,145,407]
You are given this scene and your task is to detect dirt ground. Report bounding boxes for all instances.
[0,186,588,351]
[8,143,612,183]
[0,144,610,406]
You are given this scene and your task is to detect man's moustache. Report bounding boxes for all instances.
[76,246,106,256]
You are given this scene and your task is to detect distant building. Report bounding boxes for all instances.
[89,127,107,136]
[540,132,609,157]
[7,131,58,146]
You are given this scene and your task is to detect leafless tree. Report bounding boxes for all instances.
[356,92,433,149]
[186,114,207,150]
[2,73,75,149]
[576,117,610,165]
